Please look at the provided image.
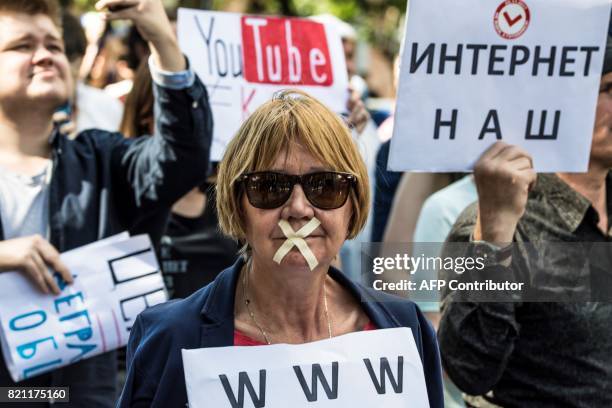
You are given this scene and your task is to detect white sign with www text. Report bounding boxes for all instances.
[183,327,430,407]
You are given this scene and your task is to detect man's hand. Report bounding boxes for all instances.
[473,142,536,243]
[0,236,73,295]
[95,0,185,72]
[346,89,370,134]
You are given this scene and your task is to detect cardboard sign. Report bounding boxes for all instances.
[0,234,167,382]
[177,9,349,161]
[389,0,611,172]
[182,328,430,407]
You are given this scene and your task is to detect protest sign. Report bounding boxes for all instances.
[0,234,167,382]
[177,9,349,161]
[182,327,430,407]
[389,0,611,172]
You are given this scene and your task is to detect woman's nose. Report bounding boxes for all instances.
[282,184,315,220]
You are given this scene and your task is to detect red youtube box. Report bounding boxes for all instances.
[241,16,334,86]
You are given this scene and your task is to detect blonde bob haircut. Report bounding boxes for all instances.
[216,89,370,242]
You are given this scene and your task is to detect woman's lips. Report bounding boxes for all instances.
[271,235,323,239]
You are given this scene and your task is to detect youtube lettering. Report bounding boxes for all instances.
[241,16,334,86]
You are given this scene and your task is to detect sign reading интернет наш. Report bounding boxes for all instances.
[389,0,611,172]
[361,242,612,303]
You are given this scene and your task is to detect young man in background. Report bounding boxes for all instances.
[0,0,212,405]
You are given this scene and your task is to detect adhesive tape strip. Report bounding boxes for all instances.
[272,218,321,270]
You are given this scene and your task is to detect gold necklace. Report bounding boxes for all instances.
[242,263,333,345]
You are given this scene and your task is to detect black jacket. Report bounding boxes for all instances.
[0,76,212,407]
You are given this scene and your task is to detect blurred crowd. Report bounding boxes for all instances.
[55,3,401,300]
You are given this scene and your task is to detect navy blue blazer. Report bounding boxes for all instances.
[116,259,444,407]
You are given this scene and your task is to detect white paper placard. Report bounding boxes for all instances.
[389,0,611,172]
[183,327,430,407]
[0,234,167,382]
[178,8,349,161]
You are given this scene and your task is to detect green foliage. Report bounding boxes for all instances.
[239,0,406,59]
[292,0,360,21]
[248,0,407,59]
[63,0,406,59]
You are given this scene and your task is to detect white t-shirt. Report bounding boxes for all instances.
[0,163,51,240]
[413,175,477,243]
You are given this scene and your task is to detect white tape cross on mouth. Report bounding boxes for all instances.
[273,218,321,270]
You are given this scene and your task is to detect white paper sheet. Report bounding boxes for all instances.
[0,234,167,382]
[183,327,430,407]
[178,9,349,161]
[389,0,611,172]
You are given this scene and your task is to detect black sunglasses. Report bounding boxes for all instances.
[239,171,356,210]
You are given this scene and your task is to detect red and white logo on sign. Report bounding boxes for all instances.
[494,0,530,40]
[241,16,333,86]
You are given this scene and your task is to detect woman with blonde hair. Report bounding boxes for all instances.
[118,90,443,407]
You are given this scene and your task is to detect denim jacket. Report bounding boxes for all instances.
[0,75,212,407]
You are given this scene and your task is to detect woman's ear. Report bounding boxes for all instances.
[346,199,356,239]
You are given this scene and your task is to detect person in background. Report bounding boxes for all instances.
[159,172,240,297]
[370,54,402,242]
[374,52,455,247]
[0,0,212,405]
[310,14,381,279]
[382,173,453,244]
[370,55,401,242]
[119,59,152,137]
[78,10,106,81]
[84,18,127,90]
[412,173,475,325]
[105,25,150,101]
[120,60,239,297]
[310,13,368,98]
[117,89,443,407]
[60,11,123,134]
[439,34,612,407]
[370,140,403,241]
[123,25,149,75]
[410,173,475,408]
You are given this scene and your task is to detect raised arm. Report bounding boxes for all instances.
[438,142,535,395]
[94,0,213,226]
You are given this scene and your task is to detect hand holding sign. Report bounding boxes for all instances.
[389,0,610,172]
[0,234,167,382]
[473,142,536,243]
[0,235,72,295]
